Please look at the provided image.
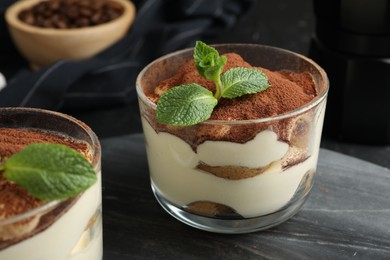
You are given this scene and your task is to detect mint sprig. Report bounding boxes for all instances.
[0,143,97,201]
[156,41,270,126]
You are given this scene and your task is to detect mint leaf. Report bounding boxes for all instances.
[193,41,226,81]
[221,67,270,99]
[156,83,218,126]
[3,143,96,201]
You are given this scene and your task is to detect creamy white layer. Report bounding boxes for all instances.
[0,172,102,260]
[142,103,325,218]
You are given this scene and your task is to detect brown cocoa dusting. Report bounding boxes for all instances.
[147,53,316,120]
[0,128,88,159]
[143,53,317,150]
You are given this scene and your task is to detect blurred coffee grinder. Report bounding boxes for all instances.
[310,0,390,144]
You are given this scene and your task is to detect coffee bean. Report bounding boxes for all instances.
[79,7,93,18]
[19,10,35,25]
[18,0,125,29]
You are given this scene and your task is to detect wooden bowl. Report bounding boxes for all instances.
[5,0,136,70]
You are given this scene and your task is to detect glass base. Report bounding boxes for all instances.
[151,184,309,234]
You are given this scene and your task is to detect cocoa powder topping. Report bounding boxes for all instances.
[0,128,88,159]
[147,53,317,120]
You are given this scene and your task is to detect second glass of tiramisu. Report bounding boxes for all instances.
[0,108,102,259]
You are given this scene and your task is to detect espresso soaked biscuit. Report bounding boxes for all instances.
[196,162,273,180]
[185,201,242,219]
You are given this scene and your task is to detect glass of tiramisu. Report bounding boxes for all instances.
[136,43,328,233]
[0,108,102,259]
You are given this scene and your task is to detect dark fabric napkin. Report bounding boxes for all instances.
[0,0,253,112]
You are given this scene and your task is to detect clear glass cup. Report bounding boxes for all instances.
[0,107,102,259]
[136,44,329,233]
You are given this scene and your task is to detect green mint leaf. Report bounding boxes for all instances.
[3,143,96,201]
[220,67,270,99]
[193,41,226,81]
[156,83,218,126]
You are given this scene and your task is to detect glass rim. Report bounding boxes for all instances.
[0,107,101,226]
[136,43,329,125]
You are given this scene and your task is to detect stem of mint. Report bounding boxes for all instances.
[214,77,223,100]
[156,41,270,126]
[0,143,97,201]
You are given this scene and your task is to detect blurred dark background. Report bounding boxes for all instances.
[0,0,317,133]
[210,0,315,54]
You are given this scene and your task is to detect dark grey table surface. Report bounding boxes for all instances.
[101,133,390,260]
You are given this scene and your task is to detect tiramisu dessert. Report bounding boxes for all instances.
[136,42,328,231]
[0,110,102,259]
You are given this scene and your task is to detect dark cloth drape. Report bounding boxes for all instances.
[0,0,253,111]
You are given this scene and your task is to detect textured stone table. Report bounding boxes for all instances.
[101,134,390,259]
